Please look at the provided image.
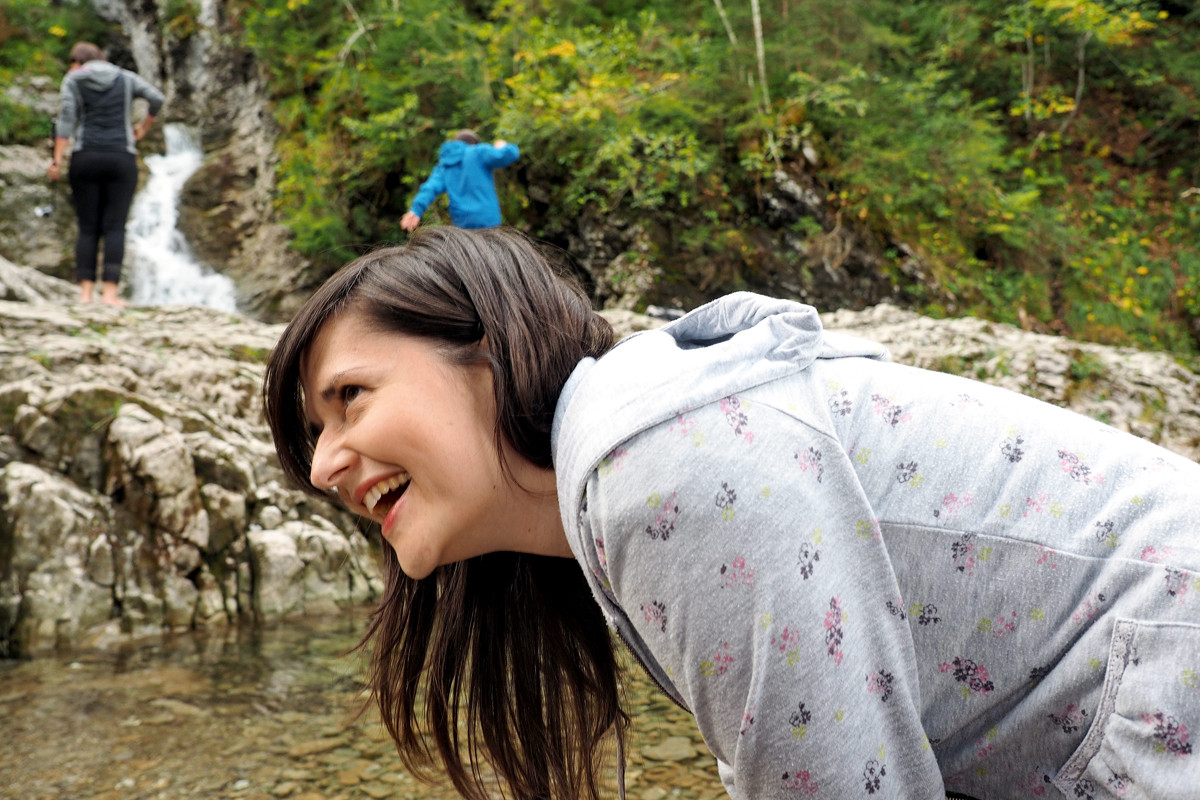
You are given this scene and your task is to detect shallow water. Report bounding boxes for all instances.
[0,613,725,800]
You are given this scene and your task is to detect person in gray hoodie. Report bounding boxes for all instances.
[264,227,1199,800]
[47,42,164,306]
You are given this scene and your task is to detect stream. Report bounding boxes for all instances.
[0,614,724,800]
[126,124,237,311]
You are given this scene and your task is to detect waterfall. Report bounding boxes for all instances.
[127,124,237,310]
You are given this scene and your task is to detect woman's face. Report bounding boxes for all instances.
[301,310,540,579]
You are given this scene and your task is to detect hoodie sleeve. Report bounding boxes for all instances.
[56,74,79,140]
[409,164,446,217]
[584,393,945,799]
[477,142,519,169]
[126,70,165,117]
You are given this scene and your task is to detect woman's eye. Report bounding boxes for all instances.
[341,385,363,405]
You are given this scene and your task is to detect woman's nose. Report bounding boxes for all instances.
[310,431,355,491]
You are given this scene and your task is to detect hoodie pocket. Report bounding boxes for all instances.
[1053,618,1200,799]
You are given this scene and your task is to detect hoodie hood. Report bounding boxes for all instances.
[552,292,890,480]
[438,139,467,167]
[74,60,122,91]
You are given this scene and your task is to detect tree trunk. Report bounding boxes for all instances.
[750,0,769,112]
[711,0,738,45]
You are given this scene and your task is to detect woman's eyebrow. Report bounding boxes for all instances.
[319,370,350,403]
[319,366,372,402]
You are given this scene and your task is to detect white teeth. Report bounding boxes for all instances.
[362,472,410,513]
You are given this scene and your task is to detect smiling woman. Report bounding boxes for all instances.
[263,227,621,800]
[265,227,1200,800]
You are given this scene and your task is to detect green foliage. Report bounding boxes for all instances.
[0,0,122,145]
[232,0,1200,354]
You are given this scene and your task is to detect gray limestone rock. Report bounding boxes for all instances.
[0,260,381,655]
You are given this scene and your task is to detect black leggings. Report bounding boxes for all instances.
[68,150,138,284]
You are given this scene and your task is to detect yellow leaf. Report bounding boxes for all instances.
[49,25,67,37]
[544,40,577,59]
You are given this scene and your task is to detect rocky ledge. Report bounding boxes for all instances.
[0,258,380,657]
[3,260,1197,658]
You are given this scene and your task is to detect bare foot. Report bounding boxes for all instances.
[99,281,127,307]
[79,280,94,303]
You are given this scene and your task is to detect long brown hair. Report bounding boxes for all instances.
[262,227,624,800]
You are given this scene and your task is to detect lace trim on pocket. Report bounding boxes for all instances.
[1052,619,1137,792]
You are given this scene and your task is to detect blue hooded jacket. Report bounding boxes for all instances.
[408,139,520,229]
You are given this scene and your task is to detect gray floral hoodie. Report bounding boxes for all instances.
[552,293,1200,800]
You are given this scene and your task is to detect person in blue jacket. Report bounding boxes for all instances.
[400,129,519,232]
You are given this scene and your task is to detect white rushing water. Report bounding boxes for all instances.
[127,124,237,310]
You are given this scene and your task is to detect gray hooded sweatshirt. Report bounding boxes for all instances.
[552,293,1200,799]
[57,61,164,154]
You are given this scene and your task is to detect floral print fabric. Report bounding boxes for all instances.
[552,293,1200,799]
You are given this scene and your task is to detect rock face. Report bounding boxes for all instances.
[0,144,76,280]
[605,305,1200,463]
[0,262,381,657]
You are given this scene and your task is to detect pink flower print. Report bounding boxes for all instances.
[870,393,911,427]
[598,448,628,475]
[670,411,706,447]
[797,543,820,580]
[644,493,680,541]
[1141,456,1177,473]
[823,597,845,666]
[933,492,974,522]
[1035,544,1059,569]
[1165,568,1192,602]
[1140,545,1175,563]
[1071,591,1107,625]
[1020,769,1049,796]
[781,770,819,796]
[1141,711,1193,756]
[1024,492,1050,516]
[978,611,1018,640]
[1057,449,1106,486]
[1106,772,1134,795]
[740,707,756,735]
[939,657,995,696]
[700,642,734,677]
[771,625,802,666]
[715,482,737,521]
[640,600,667,633]
[974,731,995,760]
[855,517,882,541]
[719,556,755,588]
[794,447,824,483]
[719,396,754,443]
[594,537,607,568]
[865,669,895,702]
[950,533,978,576]
[1048,703,1089,734]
